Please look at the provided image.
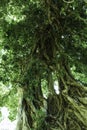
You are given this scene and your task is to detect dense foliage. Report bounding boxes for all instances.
[0,0,87,130]
[0,82,18,120]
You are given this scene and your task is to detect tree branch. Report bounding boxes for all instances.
[63,0,74,4]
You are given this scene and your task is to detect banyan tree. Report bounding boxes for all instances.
[0,0,87,130]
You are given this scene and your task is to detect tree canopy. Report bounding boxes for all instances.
[0,0,87,130]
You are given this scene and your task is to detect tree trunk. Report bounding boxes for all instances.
[16,58,87,130]
[16,60,44,130]
[16,88,34,130]
[44,60,87,130]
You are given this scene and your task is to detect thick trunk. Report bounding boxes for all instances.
[16,62,44,130]
[16,57,87,130]
[44,62,87,130]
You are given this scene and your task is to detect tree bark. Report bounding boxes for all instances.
[16,57,87,130]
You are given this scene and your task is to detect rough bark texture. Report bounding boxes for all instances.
[16,61,87,130]
[16,1,87,129]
